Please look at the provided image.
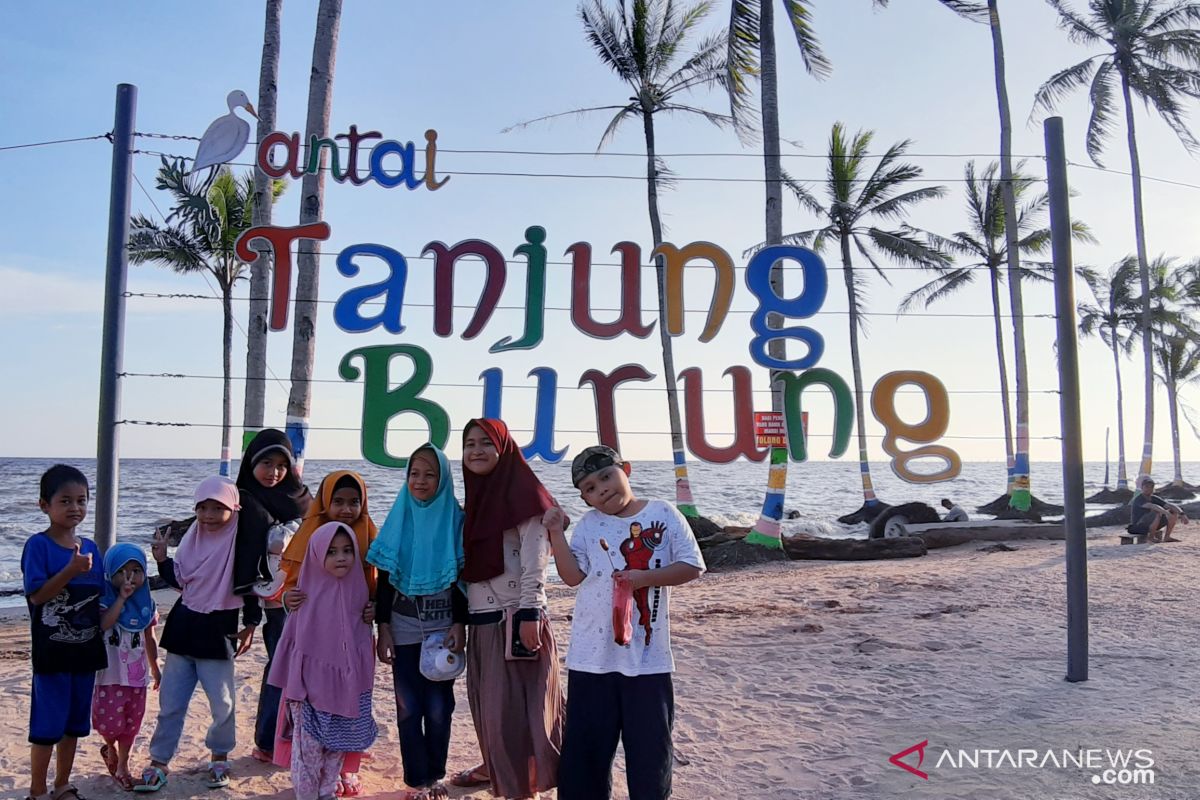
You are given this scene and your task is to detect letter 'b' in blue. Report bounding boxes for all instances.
[745,245,828,370]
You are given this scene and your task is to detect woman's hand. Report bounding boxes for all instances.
[283,589,307,612]
[519,619,540,653]
[233,625,256,657]
[362,601,376,625]
[376,625,395,665]
[445,623,466,653]
[150,661,162,691]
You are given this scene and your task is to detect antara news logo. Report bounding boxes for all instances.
[888,739,1156,787]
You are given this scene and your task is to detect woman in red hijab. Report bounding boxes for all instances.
[456,419,564,800]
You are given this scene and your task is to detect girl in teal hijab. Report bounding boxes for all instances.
[367,444,464,596]
[366,444,467,798]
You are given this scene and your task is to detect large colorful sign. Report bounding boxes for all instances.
[235,127,960,483]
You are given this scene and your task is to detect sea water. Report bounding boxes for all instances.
[0,457,1176,596]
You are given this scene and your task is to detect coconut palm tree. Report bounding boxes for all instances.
[722,0,887,546]
[933,0,1039,511]
[287,0,342,475]
[1078,257,1142,494]
[509,0,742,517]
[900,161,1092,493]
[129,159,284,477]
[1033,0,1200,482]
[776,123,948,523]
[244,0,284,450]
[1139,255,1196,491]
[1153,319,1200,493]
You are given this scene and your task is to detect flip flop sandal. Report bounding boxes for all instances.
[449,767,490,788]
[206,761,231,789]
[101,744,120,780]
[336,773,363,797]
[115,771,136,792]
[133,767,168,794]
[51,785,87,800]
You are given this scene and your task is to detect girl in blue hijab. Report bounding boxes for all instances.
[366,444,466,800]
[94,542,161,789]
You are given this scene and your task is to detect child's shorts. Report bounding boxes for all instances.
[29,671,97,745]
[92,684,148,747]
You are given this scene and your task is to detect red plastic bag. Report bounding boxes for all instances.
[612,574,633,646]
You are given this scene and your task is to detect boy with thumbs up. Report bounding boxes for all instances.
[22,465,107,800]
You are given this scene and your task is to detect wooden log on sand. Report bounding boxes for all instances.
[782,533,926,561]
[900,519,1065,549]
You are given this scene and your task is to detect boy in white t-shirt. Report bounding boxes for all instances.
[547,445,705,800]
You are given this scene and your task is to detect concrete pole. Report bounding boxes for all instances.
[95,83,137,554]
[1045,116,1088,682]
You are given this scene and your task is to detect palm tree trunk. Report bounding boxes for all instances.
[988,0,1031,511]
[287,0,342,477]
[988,263,1016,490]
[221,278,234,478]
[1167,376,1182,485]
[244,0,282,451]
[841,234,878,506]
[1111,337,1129,489]
[642,110,697,517]
[747,0,786,547]
[1121,73,1154,479]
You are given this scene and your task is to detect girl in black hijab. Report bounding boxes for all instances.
[234,429,304,763]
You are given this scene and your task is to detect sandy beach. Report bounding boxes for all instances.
[0,525,1196,799]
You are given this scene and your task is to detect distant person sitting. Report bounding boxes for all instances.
[1129,476,1188,543]
[941,499,968,523]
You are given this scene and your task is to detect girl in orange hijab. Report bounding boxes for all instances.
[279,470,379,798]
[282,471,379,602]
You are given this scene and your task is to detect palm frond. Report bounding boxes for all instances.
[128,215,210,275]
[865,226,949,270]
[1084,59,1118,165]
[781,168,827,216]
[581,0,638,81]
[897,267,976,313]
[1045,0,1104,43]
[936,0,988,20]
[501,104,635,136]
[1031,56,1101,120]
[781,0,832,79]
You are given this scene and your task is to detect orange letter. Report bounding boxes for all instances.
[651,242,734,342]
[870,371,961,483]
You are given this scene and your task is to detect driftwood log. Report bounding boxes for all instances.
[901,520,1065,549]
[782,533,926,561]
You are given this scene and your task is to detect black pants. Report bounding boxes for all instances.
[557,670,674,800]
[254,606,286,751]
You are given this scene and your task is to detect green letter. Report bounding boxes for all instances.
[339,345,449,467]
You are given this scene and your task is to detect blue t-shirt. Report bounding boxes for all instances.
[22,533,107,674]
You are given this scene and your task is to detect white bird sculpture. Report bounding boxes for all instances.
[191,90,258,174]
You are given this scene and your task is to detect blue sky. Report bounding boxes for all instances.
[3,1,1200,470]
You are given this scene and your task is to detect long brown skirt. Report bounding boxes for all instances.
[466,616,564,798]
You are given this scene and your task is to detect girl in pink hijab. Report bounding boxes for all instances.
[269,522,378,800]
[137,476,262,793]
